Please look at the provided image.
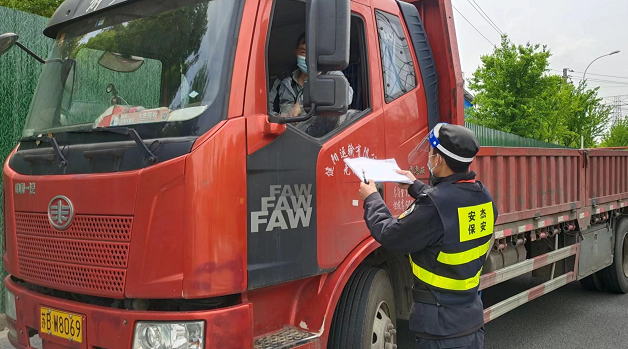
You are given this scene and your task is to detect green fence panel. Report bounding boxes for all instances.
[0,6,52,312]
[465,122,572,149]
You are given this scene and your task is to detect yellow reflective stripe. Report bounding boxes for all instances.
[409,256,481,291]
[436,239,491,265]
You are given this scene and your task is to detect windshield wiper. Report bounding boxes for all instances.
[21,134,69,167]
[68,127,158,163]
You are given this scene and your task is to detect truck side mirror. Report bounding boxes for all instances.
[304,0,351,114]
[0,32,45,63]
[0,33,19,57]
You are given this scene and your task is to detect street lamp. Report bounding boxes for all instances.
[583,50,620,81]
[578,50,620,149]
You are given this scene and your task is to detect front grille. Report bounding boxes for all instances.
[19,257,126,295]
[17,235,129,268]
[15,212,132,298]
[15,213,132,241]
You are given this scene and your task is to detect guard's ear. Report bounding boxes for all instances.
[436,153,445,166]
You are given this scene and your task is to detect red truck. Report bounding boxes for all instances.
[0,0,626,348]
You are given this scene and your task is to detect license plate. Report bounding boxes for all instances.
[40,307,83,343]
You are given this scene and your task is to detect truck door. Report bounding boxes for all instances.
[372,1,432,216]
[244,0,386,289]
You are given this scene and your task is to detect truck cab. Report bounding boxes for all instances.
[0,0,464,348]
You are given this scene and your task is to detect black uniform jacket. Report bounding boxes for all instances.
[363,172,495,339]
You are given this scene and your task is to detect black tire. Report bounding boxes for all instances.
[579,272,605,291]
[600,217,628,293]
[328,267,397,349]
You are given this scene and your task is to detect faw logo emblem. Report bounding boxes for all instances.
[251,184,313,233]
[48,196,74,230]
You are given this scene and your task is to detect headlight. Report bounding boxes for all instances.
[132,321,204,349]
[5,289,16,321]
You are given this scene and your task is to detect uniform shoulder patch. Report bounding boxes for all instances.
[398,203,416,219]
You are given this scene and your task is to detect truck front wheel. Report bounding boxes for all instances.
[328,266,397,349]
[600,217,628,293]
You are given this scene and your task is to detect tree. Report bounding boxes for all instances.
[601,118,628,147]
[532,75,571,144]
[468,35,611,147]
[559,82,611,148]
[0,0,63,17]
[467,36,552,139]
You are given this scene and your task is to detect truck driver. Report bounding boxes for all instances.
[268,32,353,118]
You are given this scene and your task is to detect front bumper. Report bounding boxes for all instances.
[5,276,253,349]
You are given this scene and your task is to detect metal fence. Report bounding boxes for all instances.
[0,6,52,311]
[465,122,572,149]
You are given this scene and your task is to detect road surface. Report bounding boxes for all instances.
[397,274,628,348]
[0,275,625,348]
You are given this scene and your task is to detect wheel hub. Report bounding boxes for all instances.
[371,301,397,349]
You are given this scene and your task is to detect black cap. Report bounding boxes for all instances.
[429,123,479,163]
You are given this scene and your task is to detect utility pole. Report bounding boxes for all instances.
[563,68,573,82]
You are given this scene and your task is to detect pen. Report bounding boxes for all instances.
[362,170,368,184]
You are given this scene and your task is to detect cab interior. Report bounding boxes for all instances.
[267,0,370,137]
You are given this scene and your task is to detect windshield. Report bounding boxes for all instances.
[23,0,242,139]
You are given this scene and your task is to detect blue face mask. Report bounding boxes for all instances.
[427,154,443,186]
[427,154,440,176]
[297,55,307,74]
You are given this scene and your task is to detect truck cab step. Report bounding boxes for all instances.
[254,327,320,349]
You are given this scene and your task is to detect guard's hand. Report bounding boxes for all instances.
[396,170,416,190]
[359,180,378,200]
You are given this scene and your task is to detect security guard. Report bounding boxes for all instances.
[358,123,497,349]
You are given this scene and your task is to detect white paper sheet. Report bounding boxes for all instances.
[343,157,413,184]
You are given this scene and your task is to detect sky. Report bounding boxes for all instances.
[453,0,628,108]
